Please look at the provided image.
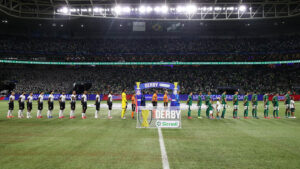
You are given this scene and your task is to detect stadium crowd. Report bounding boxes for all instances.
[0,36,300,62]
[0,66,298,95]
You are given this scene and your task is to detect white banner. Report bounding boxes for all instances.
[133,22,146,31]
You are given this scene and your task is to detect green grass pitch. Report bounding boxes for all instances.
[0,101,299,169]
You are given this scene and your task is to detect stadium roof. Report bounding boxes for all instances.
[0,0,300,20]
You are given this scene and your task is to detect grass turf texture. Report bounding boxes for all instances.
[0,101,299,169]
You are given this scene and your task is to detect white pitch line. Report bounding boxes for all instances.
[158,127,170,169]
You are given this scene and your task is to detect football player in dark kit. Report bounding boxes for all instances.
[7,91,15,118]
[59,92,66,118]
[70,91,76,119]
[81,91,88,119]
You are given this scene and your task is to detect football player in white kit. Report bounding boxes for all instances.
[7,91,15,118]
[26,92,33,118]
[37,92,44,118]
[95,91,101,119]
[47,91,54,118]
[18,92,26,118]
[59,92,66,119]
[70,91,76,119]
[81,91,88,119]
[290,96,296,119]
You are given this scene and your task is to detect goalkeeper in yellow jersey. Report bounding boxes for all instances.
[121,89,127,119]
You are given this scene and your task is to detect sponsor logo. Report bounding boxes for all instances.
[156,120,180,128]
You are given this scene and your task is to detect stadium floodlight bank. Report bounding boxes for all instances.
[1,1,300,20]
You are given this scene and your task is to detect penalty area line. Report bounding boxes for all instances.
[158,127,170,169]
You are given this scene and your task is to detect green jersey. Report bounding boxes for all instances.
[285,94,290,104]
[221,94,226,104]
[263,95,269,105]
[244,95,249,106]
[197,95,202,106]
[233,94,238,105]
[205,95,211,105]
[252,94,258,105]
[272,96,279,106]
[187,95,192,106]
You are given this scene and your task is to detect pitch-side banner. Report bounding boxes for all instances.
[136,106,181,128]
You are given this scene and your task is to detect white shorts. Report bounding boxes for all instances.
[209,110,213,115]
[286,104,290,109]
[234,105,238,110]
[252,105,257,109]
[217,108,221,112]
[244,106,248,110]
[274,106,279,110]
[264,105,269,110]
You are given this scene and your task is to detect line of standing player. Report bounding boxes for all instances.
[186,90,296,119]
[6,90,116,119]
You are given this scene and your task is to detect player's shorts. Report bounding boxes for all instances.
[164,102,168,107]
[108,103,112,110]
[244,106,248,110]
[198,105,202,109]
[286,104,290,109]
[264,105,269,110]
[27,102,32,111]
[38,103,43,110]
[9,102,14,110]
[222,104,226,109]
[234,105,238,110]
[291,108,295,112]
[19,102,25,110]
[132,104,136,111]
[48,102,54,110]
[152,101,157,107]
[252,105,257,109]
[71,102,76,110]
[217,108,221,112]
[95,103,100,111]
[60,102,65,110]
[82,102,87,111]
[209,110,213,115]
[273,106,279,111]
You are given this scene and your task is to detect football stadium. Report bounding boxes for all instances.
[0,0,300,169]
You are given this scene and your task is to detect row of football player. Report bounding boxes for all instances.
[5,90,296,119]
[5,91,124,119]
[185,91,296,119]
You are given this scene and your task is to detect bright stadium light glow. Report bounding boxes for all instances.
[239,5,246,12]
[176,6,185,13]
[61,7,69,14]
[214,7,222,11]
[161,5,168,14]
[186,4,197,14]
[93,7,103,13]
[146,6,153,13]
[122,7,131,13]
[139,6,146,13]
[154,5,169,14]
[114,6,122,14]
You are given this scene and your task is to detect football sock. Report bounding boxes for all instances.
[108,110,111,117]
[198,108,201,117]
[221,109,226,118]
[95,111,98,118]
[121,109,125,118]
